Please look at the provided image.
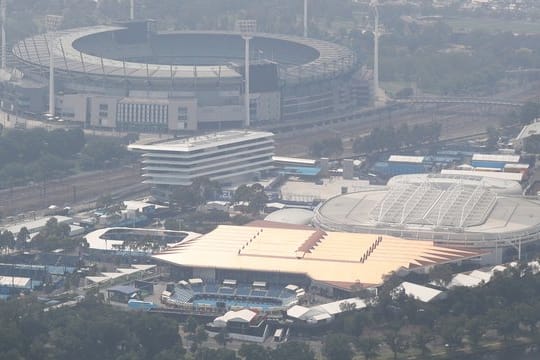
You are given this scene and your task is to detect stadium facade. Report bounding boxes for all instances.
[5,21,370,132]
[313,174,540,262]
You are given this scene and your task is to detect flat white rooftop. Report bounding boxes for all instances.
[129,130,274,153]
[472,153,520,163]
[388,155,425,163]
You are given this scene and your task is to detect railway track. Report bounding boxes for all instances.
[0,166,148,217]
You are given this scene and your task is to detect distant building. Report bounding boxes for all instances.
[314,173,540,263]
[6,22,368,131]
[129,130,274,199]
[154,222,481,295]
[515,120,540,150]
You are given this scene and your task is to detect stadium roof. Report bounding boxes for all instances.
[264,208,314,225]
[388,173,522,195]
[314,174,540,248]
[14,26,355,82]
[154,224,482,288]
[441,169,524,182]
[128,130,274,153]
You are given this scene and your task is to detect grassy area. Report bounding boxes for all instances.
[380,81,415,96]
[445,17,540,34]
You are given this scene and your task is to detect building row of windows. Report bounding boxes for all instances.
[98,103,190,126]
[146,158,273,179]
[117,103,169,124]
[144,150,273,170]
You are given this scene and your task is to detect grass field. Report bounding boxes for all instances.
[445,17,540,34]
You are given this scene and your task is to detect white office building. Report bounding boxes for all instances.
[129,130,274,198]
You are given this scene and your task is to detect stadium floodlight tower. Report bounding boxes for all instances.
[236,19,256,128]
[130,0,135,20]
[370,0,385,105]
[46,14,63,117]
[303,0,308,37]
[1,0,6,70]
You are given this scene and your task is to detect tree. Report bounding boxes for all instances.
[322,333,354,360]
[428,264,453,287]
[184,316,198,337]
[195,347,237,360]
[413,328,433,358]
[170,186,200,211]
[383,329,409,360]
[194,325,208,345]
[247,191,268,214]
[214,327,229,348]
[152,345,186,360]
[486,126,500,151]
[96,194,114,209]
[356,337,380,360]
[271,341,315,360]
[466,318,485,351]
[16,227,30,250]
[163,218,180,231]
[0,230,15,251]
[489,308,520,343]
[239,343,271,360]
[233,184,268,214]
[438,316,465,354]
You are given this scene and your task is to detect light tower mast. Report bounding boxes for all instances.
[303,0,308,37]
[1,0,6,70]
[46,14,63,117]
[236,20,256,128]
[371,0,380,103]
[130,0,135,20]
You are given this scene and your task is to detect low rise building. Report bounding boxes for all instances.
[129,130,275,200]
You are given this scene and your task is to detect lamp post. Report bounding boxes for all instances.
[46,14,63,117]
[130,0,135,20]
[1,0,6,70]
[236,20,256,128]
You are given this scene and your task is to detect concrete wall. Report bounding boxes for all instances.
[89,95,120,128]
[61,94,88,123]
[254,92,281,123]
[168,98,198,131]
[197,105,243,124]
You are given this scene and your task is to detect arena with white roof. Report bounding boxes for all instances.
[313,174,540,259]
[154,222,482,292]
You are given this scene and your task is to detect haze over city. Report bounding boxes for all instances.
[0,1,540,359]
